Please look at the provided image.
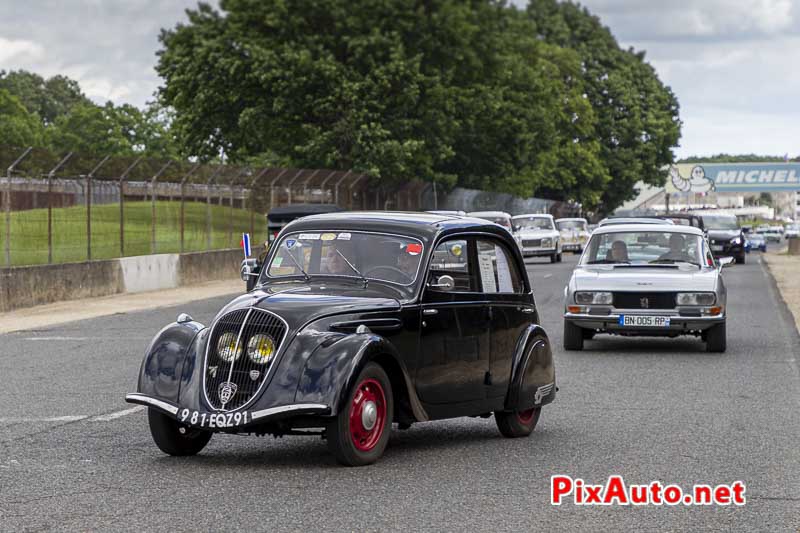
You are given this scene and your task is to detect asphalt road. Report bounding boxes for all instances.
[1,253,798,531]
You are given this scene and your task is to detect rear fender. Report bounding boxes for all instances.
[295,333,428,421]
[505,324,556,411]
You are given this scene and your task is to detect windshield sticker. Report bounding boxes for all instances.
[406,243,423,255]
[321,233,337,241]
[337,232,351,241]
[298,233,320,240]
[273,257,283,266]
[285,239,297,249]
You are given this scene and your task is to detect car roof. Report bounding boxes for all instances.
[592,223,704,236]
[555,217,587,222]
[599,217,675,226]
[512,213,553,219]
[467,211,512,218]
[285,211,515,242]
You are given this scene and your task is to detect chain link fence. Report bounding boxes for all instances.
[1,145,575,267]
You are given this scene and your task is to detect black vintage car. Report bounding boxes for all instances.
[126,212,556,466]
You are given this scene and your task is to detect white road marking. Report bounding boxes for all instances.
[0,415,88,423]
[0,406,145,424]
[543,274,553,279]
[88,406,144,422]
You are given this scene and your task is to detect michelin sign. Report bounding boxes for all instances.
[667,163,800,193]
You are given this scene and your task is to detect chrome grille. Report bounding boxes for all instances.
[204,308,288,411]
[613,292,676,310]
[523,239,542,247]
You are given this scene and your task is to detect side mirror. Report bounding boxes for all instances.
[718,256,734,268]
[428,274,455,291]
[240,258,260,281]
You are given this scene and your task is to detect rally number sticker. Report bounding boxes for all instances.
[179,409,250,429]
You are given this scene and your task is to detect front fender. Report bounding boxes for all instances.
[294,333,426,421]
[505,324,556,411]
[136,319,205,403]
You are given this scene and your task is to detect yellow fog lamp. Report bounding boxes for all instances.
[247,334,276,364]
[217,332,242,362]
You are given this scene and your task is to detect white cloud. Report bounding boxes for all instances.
[0,37,44,63]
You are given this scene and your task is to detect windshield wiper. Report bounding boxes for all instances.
[335,250,369,287]
[282,250,310,281]
[649,258,701,268]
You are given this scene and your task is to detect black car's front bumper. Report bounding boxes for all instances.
[126,393,331,431]
[709,240,744,258]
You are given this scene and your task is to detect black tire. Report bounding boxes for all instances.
[327,362,393,466]
[550,252,558,263]
[582,329,595,340]
[147,408,212,456]
[495,407,541,438]
[556,252,563,262]
[735,253,745,265]
[563,320,584,351]
[706,322,726,353]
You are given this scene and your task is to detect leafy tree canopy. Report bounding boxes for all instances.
[0,88,45,147]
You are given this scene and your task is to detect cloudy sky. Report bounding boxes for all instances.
[1,0,797,159]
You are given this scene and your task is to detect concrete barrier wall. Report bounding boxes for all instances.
[0,248,241,313]
[0,260,124,313]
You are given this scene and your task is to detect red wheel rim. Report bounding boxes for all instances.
[516,408,537,425]
[349,378,387,452]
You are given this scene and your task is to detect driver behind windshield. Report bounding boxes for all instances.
[658,233,692,262]
[607,240,629,262]
[322,243,352,275]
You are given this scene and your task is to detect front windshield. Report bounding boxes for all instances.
[582,231,703,266]
[514,218,553,231]
[266,231,423,285]
[557,220,587,231]
[703,216,739,230]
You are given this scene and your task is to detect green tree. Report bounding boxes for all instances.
[0,88,45,147]
[46,103,132,155]
[525,0,681,213]
[0,70,91,125]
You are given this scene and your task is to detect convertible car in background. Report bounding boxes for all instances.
[563,223,731,352]
[127,212,556,466]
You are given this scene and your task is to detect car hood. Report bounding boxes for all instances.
[707,229,741,240]
[214,283,402,330]
[572,266,717,292]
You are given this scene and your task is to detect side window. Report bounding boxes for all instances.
[476,240,523,294]
[428,239,474,292]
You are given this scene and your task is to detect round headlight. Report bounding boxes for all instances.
[247,334,275,364]
[217,332,242,362]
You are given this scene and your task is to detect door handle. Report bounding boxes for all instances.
[423,309,438,316]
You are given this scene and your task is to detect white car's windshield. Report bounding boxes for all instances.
[514,218,553,231]
[582,231,704,266]
[557,220,587,231]
[267,231,423,285]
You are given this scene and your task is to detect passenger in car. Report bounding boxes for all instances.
[607,240,629,262]
[658,234,692,262]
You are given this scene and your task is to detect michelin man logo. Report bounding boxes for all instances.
[670,165,714,193]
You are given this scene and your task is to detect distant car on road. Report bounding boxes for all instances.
[512,214,562,262]
[127,212,556,466]
[563,223,731,352]
[746,233,767,252]
[555,217,590,253]
[695,213,746,264]
[784,224,799,239]
[760,227,783,243]
[467,210,520,249]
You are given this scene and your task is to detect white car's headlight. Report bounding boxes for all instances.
[217,332,242,362]
[541,238,553,247]
[575,291,613,305]
[676,292,716,306]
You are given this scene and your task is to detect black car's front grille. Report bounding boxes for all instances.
[613,292,676,310]
[204,308,288,411]
[523,239,542,247]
